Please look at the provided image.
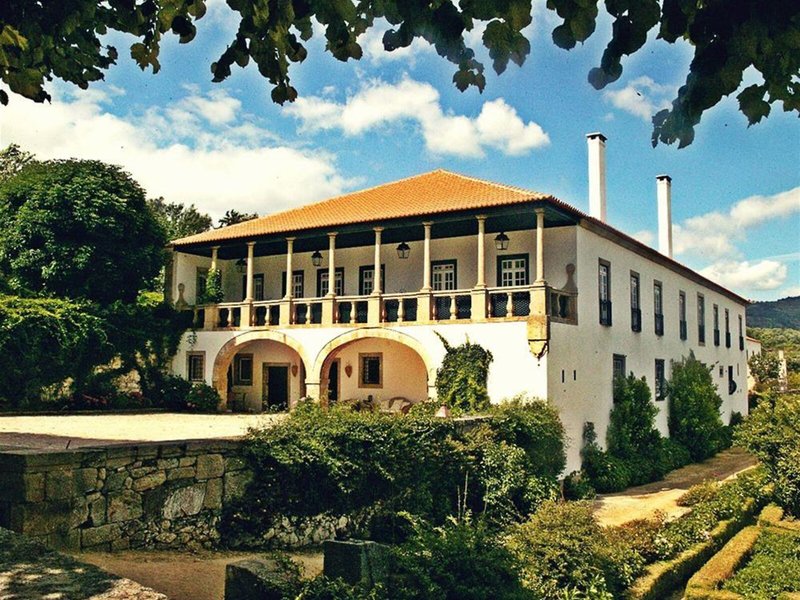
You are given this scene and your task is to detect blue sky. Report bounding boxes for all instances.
[1,2,798,301]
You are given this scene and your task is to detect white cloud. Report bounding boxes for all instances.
[603,76,675,121]
[673,187,800,260]
[358,22,433,64]
[632,230,655,246]
[700,260,788,291]
[285,77,549,157]
[0,87,353,220]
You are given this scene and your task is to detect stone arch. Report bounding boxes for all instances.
[310,328,438,403]
[212,330,311,409]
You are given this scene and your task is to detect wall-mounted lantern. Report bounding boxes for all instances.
[494,232,510,251]
[396,242,410,259]
[311,250,323,267]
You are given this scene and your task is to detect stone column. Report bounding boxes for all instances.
[241,242,255,327]
[535,209,546,284]
[245,242,255,301]
[368,227,383,325]
[418,222,433,321]
[280,237,295,326]
[322,232,338,324]
[471,215,488,321]
[210,246,219,272]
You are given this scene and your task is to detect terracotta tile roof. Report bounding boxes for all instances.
[171,169,552,246]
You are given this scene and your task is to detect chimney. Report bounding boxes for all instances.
[586,133,607,222]
[656,174,673,258]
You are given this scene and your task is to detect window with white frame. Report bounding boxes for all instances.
[655,359,666,400]
[498,255,529,287]
[359,265,385,295]
[317,268,344,296]
[431,260,457,291]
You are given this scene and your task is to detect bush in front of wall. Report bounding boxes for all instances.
[735,393,800,516]
[200,267,223,304]
[434,334,493,412]
[185,382,221,412]
[220,399,566,546]
[667,352,727,462]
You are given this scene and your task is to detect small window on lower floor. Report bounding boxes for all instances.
[233,354,253,385]
[655,359,666,401]
[187,352,205,382]
[359,353,382,388]
[612,354,626,382]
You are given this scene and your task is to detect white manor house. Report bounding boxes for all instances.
[168,134,749,470]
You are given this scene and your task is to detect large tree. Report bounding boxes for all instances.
[1,1,797,147]
[148,196,213,241]
[0,159,166,304]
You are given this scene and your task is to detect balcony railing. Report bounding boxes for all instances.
[739,335,745,351]
[725,331,731,348]
[679,320,687,340]
[714,328,720,346]
[654,313,664,336]
[192,283,578,329]
[599,299,612,326]
[699,324,706,344]
[631,307,642,332]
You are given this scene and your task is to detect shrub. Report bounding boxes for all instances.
[563,471,596,500]
[506,501,640,599]
[677,480,720,507]
[185,382,221,412]
[221,400,566,546]
[657,437,692,473]
[0,295,108,406]
[607,374,661,461]
[143,372,193,410]
[667,352,726,462]
[390,516,531,600]
[580,423,631,493]
[434,334,493,412]
[735,393,800,516]
[200,267,223,304]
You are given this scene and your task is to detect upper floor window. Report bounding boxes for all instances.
[725,308,731,348]
[187,352,205,382]
[654,281,664,336]
[738,315,745,351]
[599,260,612,326]
[713,304,720,346]
[196,267,208,302]
[498,254,529,287]
[242,274,265,301]
[697,294,706,344]
[359,265,385,295]
[282,270,305,298]
[432,260,457,291]
[630,272,641,332]
[317,267,344,296]
[679,291,687,340]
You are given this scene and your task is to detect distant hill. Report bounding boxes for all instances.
[747,296,800,329]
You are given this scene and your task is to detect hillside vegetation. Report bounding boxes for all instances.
[747,296,800,329]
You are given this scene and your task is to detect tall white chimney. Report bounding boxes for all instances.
[586,132,607,222]
[657,174,673,258]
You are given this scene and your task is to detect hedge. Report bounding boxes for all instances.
[625,498,758,600]
[684,526,760,600]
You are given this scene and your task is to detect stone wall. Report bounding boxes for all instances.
[0,440,251,552]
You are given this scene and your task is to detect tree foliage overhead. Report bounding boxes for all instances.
[1,1,797,147]
[0,159,166,304]
[148,196,212,241]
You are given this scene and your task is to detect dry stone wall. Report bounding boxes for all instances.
[0,440,251,552]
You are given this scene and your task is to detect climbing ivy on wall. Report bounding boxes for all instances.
[434,333,493,413]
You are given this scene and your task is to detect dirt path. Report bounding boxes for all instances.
[75,549,324,600]
[594,447,757,527]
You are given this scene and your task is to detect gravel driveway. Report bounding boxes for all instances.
[0,413,284,450]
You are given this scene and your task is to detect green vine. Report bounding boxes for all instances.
[201,267,224,304]
[434,333,493,413]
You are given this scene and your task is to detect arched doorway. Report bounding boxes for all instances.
[214,332,310,412]
[312,329,436,409]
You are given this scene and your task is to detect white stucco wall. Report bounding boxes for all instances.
[546,225,749,471]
